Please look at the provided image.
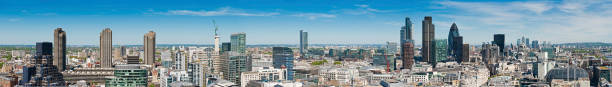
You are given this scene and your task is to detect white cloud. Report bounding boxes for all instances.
[155,7,279,16]
[338,4,394,15]
[435,0,612,43]
[292,13,336,20]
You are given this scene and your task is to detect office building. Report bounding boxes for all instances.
[448,23,460,58]
[240,67,286,87]
[272,47,294,80]
[299,30,308,59]
[105,64,148,87]
[127,56,140,64]
[100,28,112,68]
[373,48,395,71]
[221,42,231,53]
[434,39,448,63]
[231,33,246,54]
[453,36,463,63]
[422,16,435,64]
[144,31,156,67]
[462,44,469,63]
[225,51,248,86]
[493,34,505,53]
[386,42,398,55]
[402,42,414,69]
[20,42,66,86]
[53,28,66,71]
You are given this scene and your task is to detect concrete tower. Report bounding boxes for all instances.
[422,16,435,64]
[100,28,112,68]
[144,31,156,67]
[53,28,66,71]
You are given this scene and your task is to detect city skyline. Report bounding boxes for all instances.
[2,0,612,45]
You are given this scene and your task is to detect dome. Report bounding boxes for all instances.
[544,66,589,82]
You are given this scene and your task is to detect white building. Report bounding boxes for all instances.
[318,68,359,85]
[245,81,303,87]
[241,67,286,87]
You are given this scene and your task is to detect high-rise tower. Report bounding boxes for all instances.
[144,31,156,67]
[493,34,505,53]
[448,23,460,57]
[213,20,220,52]
[273,47,294,80]
[401,17,414,69]
[53,28,66,71]
[299,30,308,59]
[100,28,112,68]
[422,16,435,64]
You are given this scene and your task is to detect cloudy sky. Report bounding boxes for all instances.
[1,0,611,45]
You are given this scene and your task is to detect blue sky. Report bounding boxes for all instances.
[1,0,611,45]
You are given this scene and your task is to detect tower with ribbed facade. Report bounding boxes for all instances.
[53,28,66,71]
[422,16,435,64]
[144,31,156,67]
[100,28,112,68]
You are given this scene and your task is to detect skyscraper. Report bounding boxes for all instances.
[493,34,505,53]
[422,16,435,64]
[401,42,414,69]
[100,28,112,68]
[386,42,398,55]
[231,33,246,54]
[453,36,464,63]
[434,39,448,63]
[53,28,66,71]
[401,17,414,69]
[299,30,308,59]
[448,23,460,57]
[462,44,470,62]
[226,32,248,85]
[272,47,294,80]
[144,31,156,67]
[21,42,66,86]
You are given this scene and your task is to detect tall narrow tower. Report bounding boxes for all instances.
[100,28,112,68]
[144,31,156,67]
[213,20,220,52]
[53,28,66,71]
[401,17,414,69]
[299,30,308,59]
[422,16,435,64]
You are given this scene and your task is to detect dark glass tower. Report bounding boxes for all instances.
[493,34,505,53]
[272,47,294,80]
[448,23,460,57]
[422,16,435,64]
[21,42,66,86]
[453,36,463,63]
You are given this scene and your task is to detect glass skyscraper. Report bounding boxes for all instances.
[273,47,294,80]
[493,34,505,53]
[434,39,448,63]
[299,30,308,59]
[231,33,246,54]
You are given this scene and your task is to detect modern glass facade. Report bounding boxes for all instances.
[273,47,294,80]
[106,64,147,87]
[434,39,448,63]
[373,48,395,71]
[231,33,246,54]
